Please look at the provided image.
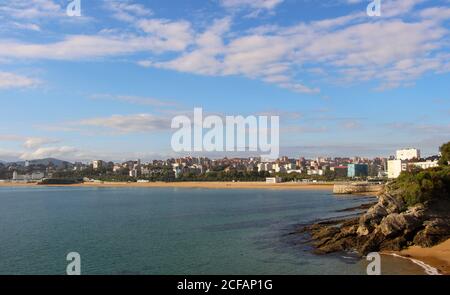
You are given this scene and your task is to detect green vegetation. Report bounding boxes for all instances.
[392,142,450,206]
[439,141,450,166]
[38,178,82,185]
[176,170,270,182]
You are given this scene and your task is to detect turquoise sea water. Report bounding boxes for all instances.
[0,187,425,275]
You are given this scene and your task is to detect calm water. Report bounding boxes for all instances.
[0,187,425,275]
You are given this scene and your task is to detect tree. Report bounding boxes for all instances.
[439,141,450,166]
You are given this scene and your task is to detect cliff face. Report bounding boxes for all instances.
[303,184,450,255]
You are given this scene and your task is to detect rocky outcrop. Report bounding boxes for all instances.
[301,185,450,255]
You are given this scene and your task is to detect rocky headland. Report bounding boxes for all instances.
[299,164,450,269]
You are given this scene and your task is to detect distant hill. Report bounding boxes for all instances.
[8,158,72,167]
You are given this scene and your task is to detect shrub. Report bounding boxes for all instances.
[392,166,450,206]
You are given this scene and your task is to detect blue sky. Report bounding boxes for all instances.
[0,0,449,162]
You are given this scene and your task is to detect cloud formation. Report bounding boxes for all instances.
[220,0,284,12]
[0,0,448,93]
[0,72,40,89]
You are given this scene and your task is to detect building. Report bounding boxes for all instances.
[113,164,122,172]
[129,169,138,178]
[331,166,348,178]
[31,172,45,180]
[272,164,286,173]
[387,159,439,179]
[12,171,45,181]
[266,177,282,183]
[307,168,324,176]
[396,148,420,161]
[387,160,404,179]
[92,160,106,170]
[347,164,368,178]
[257,163,272,172]
[413,160,439,170]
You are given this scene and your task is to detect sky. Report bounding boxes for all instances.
[0,0,449,162]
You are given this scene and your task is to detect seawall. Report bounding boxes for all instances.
[333,182,383,195]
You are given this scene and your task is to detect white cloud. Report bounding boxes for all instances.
[220,0,284,10]
[381,0,427,18]
[136,19,194,50]
[420,6,450,22]
[0,30,192,60]
[0,0,63,19]
[0,71,40,89]
[11,22,41,31]
[89,94,179,107]
[106,0,153,22]
[76,114,172,133]
[0,135,59,149]
[23,137,59,149]
[20,146,80,160]
[152,2,450,92]
[0,0,448,93]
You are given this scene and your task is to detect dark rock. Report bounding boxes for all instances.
[413,218,450,247]
[359,230,385,254]
[300,183,450,257]
[380,236,407,251]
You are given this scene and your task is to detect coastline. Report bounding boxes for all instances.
[384,239,450,275]
[0,181,334,190]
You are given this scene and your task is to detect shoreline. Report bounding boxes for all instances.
[0,181,335,190]
[383,239,450,275]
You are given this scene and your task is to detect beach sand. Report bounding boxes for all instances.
[0,181,335,190]
[389,239,450,275]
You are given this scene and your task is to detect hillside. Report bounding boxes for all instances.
[8,158,71,167]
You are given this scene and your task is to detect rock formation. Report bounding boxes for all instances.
[301,183,450,255]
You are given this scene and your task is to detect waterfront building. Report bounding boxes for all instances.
[347,164,368,178]
[331,166,348,178]
[266,177,282,183]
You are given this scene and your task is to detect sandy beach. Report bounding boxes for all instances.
[386,239,450,275]
[0,181,335,190]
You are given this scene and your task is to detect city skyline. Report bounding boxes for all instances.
[1,0,449,162]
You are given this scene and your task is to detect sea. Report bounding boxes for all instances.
[0,186,427,275]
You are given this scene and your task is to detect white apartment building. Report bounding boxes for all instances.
[388,159,439,179]
[412,160,439,170]
[396,148,420,161]
[285,163,296,170]
[266,177,282,183]
[387,160,404,179]
[129,169,138,178]
[12,171,45,181]
[92,160,105,170]
[307,169,324,176]
[272,164,286,173]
